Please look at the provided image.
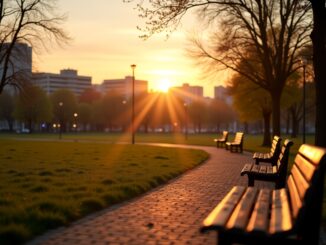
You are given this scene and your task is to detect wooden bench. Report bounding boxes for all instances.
[201,144,326,245]
[241,139,293,189]
[253,135,282,165]
[225,132,244,153]
[214,131,229,148]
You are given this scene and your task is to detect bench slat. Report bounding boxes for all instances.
[295,154,315,182]
[269,189,292,234]
[252,165,260,173]
[202,186,246,228]
[259,166,267,174]
[247,189,271,233]
[266,166,276,174]
[299,144,326,165]
[241,164,253,175]
[226,187,259,230]
[273,166,277,174]
[291,164,309,200]
[287,175,302,218]
[277,153,284,168]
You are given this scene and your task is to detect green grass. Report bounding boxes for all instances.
[0,139,208,244]
[0,132,323,242]
[9,131,315,165]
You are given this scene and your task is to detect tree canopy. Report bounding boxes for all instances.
[128,0,312,136]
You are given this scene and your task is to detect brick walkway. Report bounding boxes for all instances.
[27,144,273,245]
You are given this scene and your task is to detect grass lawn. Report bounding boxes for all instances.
[1,132,323,243]
[3,131,315,164]
[0,139,208,245]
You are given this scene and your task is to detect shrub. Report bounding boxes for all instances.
[0,224,30,245]
[79,198,104,215]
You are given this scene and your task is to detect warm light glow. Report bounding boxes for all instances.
[156,78,172,93]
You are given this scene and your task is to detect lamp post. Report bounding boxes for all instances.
[58,102,63,139]
[301,58,307,144]
[73,113,78,131]
[131,64,136,144]
[122,100,127,132]
[184,102,188,140]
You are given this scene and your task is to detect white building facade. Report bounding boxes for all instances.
[101,76,148,98]
[1,42,32,94]
[170,83,204,104]
[32,69,92,96]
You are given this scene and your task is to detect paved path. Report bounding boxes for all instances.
[27,143,272,245]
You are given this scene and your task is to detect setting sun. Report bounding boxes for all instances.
[156,78,172,93]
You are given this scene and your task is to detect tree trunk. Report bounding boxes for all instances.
[6,119,13,132]
[286,109,290,135]
[291,110,299,138]
[244,122,248,134]
[216,122,220,133]
[311,0,326,147]
[271,91,281,136]
[144,123,148,133]
[262,111,271,146]
[28,119,33,133]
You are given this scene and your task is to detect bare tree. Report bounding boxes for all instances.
[127,0,312,137]
[0,0,69,93]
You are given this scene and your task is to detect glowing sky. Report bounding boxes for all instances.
[33,0,227,97]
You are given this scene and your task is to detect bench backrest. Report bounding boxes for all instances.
[221,131,228,141]
[270,135,282,161]
[233,132,244,144]
[274,139,293,187]
[287,144,326,244]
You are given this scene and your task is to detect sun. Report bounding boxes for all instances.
[157,78,172,93]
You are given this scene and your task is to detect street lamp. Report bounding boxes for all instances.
[73,113,78,131]
[301,58,307,144]
[58,102,63,139]
[122,100,127,132]
[131,64,136,144]
[184,102,188,140]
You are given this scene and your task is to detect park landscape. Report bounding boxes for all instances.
[0,0,326,245]
[0,133,318,244]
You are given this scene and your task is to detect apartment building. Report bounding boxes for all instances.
[170,83,204,104]
[101,76,148,98]
[32,69,92,96]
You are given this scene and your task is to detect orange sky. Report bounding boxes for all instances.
[33,0,228,97]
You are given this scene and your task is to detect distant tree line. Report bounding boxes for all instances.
[0,85,237,134]
[0,81,315,138]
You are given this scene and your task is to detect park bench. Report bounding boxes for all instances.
[201,144,326,245]
[214,131,229,148]
[225,132,244,153]
[240,139,293,189]
[253,135,282,165]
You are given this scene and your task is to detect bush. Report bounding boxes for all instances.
[79,198,104,215]
[0,224,30,245]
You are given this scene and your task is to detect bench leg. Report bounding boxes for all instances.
[275,180,285,189]
[218,232,232,245]
[248,177,254,187]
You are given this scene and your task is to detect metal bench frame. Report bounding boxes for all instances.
[241,139,293,189]
[201,144,326,245]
